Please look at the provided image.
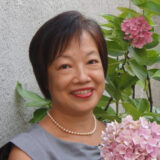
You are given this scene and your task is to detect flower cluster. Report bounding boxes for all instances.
[100,116,160,160]
[121,16,153,48]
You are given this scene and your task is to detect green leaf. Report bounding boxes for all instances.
[100,114,121,122]
[141,112,160,117]
[121,87,133,99]
[97,95,110,107]
[117,7,139,14]
[118,73,137,90]
[152,106,160,114]
[129,60,147,80]
[148,69,159,76]
[101,14,117,21]
[131,0,147,6]
[144,10,154,18]
[148,69,160,81]
[136,1,160,16]
[151,0,160,5]
[144,11,155,26]
[16,82,45,101]
[145,33,160,49]
[102,29,113,38]
[106,106,116,115]
[129,47,159,66]
[136,79,145,88]
[105,83,121,100]
[147,106,160,124]
[94,107,105,115]
[155,56,160,63]
[124,98,150,113]
[29,108,48,123]
[118,7,141,19]
[106,73,137,101]
[131,0,160,15]
[94,107,120,122]
[107,41,126,56]
[119,12,132,19]
[112,29,125,40]
[101,14,123,25]
[122,102,141,120]
[94,106,115,115]
[136,99,150,113]
[151,70,160,80]
[124,63,135,76]
[25,100,51,108]
[117,7,141,17]
[101,23,114,28]
[105,75,123,101]
[115,39,129,50]
[107,57,120,75]
[16,82,52,108]
[101,14,127,43]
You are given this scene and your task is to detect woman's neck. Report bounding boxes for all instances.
[48,108,95,133]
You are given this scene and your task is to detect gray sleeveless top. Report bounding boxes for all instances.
[11,124,101,160]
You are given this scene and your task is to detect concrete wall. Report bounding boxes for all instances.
[0,0,159,147]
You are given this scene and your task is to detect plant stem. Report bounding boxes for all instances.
[132,84,135,99]
[116,101,119,116]
[122,51,129,72]
[105,97,113,111]
[147,74,153,112]
[145,80,149,99]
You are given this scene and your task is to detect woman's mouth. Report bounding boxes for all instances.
[71,88,94,98]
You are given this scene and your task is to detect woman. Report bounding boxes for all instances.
[9,10,108,160]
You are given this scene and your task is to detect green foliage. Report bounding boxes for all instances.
[118,7,141,18]
[132,0,160,16]
[106,41,126,56]
[129,60,147,80]
[129,47,160,66]
[145,33,160,49]
[16,82,51,123]
[16,0,160,124]
[122,102,142,120]
[97,0,160,123]
[94,106,121,122]
[29,108,48,123]
[16,82,52,108]
[151,70,160,80]
[148,69,160,81]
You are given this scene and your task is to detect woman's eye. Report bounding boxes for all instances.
[88,60,98,64]
[59,64,70,69]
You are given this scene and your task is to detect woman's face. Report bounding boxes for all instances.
[48,31,105,116]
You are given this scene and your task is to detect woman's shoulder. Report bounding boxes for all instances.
[9,124,51,160]
[10,124,42,149]
[8,146,32,160]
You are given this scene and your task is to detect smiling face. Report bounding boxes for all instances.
[48,31,105,116]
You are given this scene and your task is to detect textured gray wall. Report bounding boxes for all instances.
[0,0,159,147]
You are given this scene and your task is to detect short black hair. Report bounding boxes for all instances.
[29,10,108,99]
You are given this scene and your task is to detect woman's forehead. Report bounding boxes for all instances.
[57,31,97,54]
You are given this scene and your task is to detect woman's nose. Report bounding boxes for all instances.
[73,65,91,83]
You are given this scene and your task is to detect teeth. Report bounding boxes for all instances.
[73,89,91,95]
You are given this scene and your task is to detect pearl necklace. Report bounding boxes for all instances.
[47,111,97,136]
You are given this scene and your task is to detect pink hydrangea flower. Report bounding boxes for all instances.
[100,115,160,160]
[121,16,153,48]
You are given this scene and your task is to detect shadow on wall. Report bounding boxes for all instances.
[0,142,12,160]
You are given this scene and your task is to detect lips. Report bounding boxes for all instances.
[71,87,94,98]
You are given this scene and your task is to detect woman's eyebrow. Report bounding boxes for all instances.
[56,50,97,59]
[55,54,72,60]
[86,51,97,57]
